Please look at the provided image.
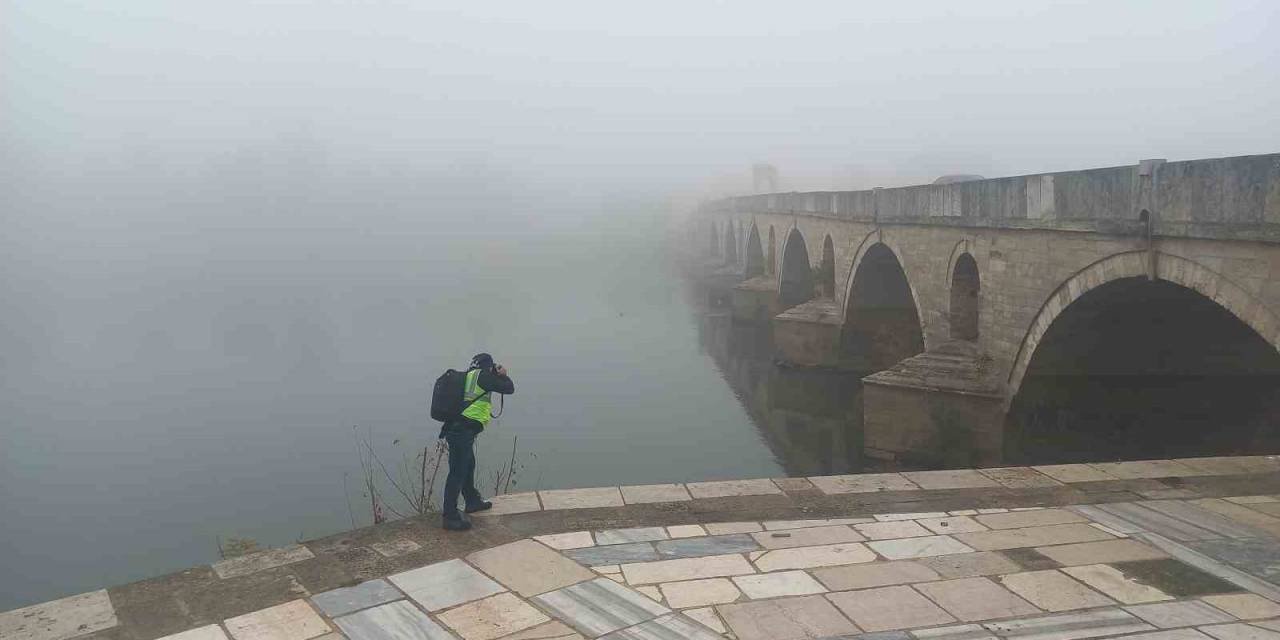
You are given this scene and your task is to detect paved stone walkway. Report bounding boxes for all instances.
[9,457,1280,640]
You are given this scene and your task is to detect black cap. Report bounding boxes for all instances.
[470,353,494,370]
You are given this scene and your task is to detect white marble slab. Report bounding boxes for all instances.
[657,578,742,609]
[596,527,669,546]
[535,531,596,550]
[0,589,117,640]
[827,585,956,631]
[916,577,1041,621]
[475,492,542,516]
[599,613,723,640]
[999,570,1116,612]
[752,542,877,572]
[224,600,330,640]
[731,570,826,599]
[311,579,402,617]
[666,525,707,538]
[621,553,756,585]
[437,593,549,640]
[334,600,453,640]
[389,559,505,611]
[750,525,864,549]
[532,578,669,637]
[982,608,1154,640]
[468,539,595,597]
[1124,601,1237,629]
[868,535,974,560]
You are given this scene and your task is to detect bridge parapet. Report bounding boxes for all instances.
[709,153,1280,242]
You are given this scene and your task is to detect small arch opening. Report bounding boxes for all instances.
[950,253,980,341]
[818,235,836,298]
[745,224,765,278]
[724,221,739,265]
[840,243,924,371]
[767,227,777,275]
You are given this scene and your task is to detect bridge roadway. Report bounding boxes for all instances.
[693,153,1280,465]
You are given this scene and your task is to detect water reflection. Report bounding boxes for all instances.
[697,311,866,476]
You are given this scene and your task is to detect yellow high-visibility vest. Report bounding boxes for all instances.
[461,369,493,426]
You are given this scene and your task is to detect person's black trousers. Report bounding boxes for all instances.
[442,424,484,518]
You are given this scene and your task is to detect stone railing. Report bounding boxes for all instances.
[704,153,1280,241]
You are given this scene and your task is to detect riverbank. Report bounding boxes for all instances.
[8,456,1280,640]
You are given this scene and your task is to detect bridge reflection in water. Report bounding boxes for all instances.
[697,310,868,476]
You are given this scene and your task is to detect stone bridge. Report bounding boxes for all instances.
[693,153,1280,468]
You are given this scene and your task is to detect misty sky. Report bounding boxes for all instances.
[4,0,1278,202]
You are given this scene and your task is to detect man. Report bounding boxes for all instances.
[441,353,514,531]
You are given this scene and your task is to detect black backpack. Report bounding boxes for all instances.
[430,369,467,422]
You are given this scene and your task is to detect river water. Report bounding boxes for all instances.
[0,207,789,610]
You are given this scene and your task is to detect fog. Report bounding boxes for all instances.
[2,0,1279,610]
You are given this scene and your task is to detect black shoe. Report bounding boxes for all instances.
[465,500,493,514]
[442,515,473,531]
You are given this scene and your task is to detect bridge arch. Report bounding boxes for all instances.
[1005,250,1280,461]
[724,220,738,266]
[744,222,765,278]
[767,226,777,275]
[840,237,925,370]
[778,227,814,308]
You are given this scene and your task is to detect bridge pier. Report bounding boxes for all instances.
[772,298,843,367]
[731,277,780,322]
[861,341,1005,467]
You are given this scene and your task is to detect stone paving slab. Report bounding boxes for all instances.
[333,600,453,640]
[595,527,668,545]
[388,559,505,612]
[567,542,660,567]
[809,473,920,494]
[539,487,624,510]
[467,539,595,597]
[754,542,878,571]
[763,517,874,530]
[686,478,782,499]
[856,520,933,540]
[600,613,722,640]
[999,569,1116,612]
[437,592,549,640]
[717,595,859,640]
[974,509,1087,530]
[903,470,1002,490]
[1061,564,1174,604]
[1124,600,1237,628]
[732,570,827,599]
[751,524,865,549]
[1033,464,1118,483]
[1203,595,1280,620]
[213,546,316,579]
[919,551,1023,578]
[982,608,1154,639]
[954,523,1115,550]
[812,560,941,590]
[1033,539,1168,566]
[619,484,692,505]
[867,535,974,560]
[223,600,330,640]
[655,533,759,559]
[0,589,119,640]
[310,579,402,618]
[657,578,741,609]
[980,468,1065,489]
[533,578,668,637]
[622,553,756,585]
[156,626,230,640]
[829,585,955,631]
[916,577,1040,621]
[535,531,596,550]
